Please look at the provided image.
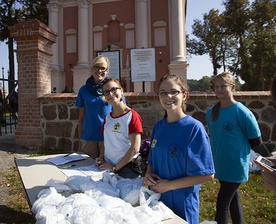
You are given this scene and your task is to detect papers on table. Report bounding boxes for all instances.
[61,165,106,181]
[47,153,86,165]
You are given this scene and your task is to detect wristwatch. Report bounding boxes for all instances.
[112,166,117,173]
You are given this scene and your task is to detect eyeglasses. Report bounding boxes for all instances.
[214,85,230,89]
[157,90,183,97]
[93,65,107,72]
[103,87,121,96]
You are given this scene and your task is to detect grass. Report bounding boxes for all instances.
[2,151,276,223]
[199,172,276,223]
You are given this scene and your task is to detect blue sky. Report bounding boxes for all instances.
[186,0,225,80]
[0,0,225,81]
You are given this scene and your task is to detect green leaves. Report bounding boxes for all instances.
[187,0,276,90]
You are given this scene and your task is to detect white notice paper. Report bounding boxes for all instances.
[61,165,106,181]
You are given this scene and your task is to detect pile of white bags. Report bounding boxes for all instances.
[31,172,174,224]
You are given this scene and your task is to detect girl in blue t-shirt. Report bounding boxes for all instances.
[206,72,262,224]
[144,74,215,224]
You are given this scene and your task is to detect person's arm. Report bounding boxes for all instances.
[97,132,141,171]
[115,132,141,171]
[144,165,161,187]
[249,136,262,150]
[77,107,85,151]
[149,174,214,194]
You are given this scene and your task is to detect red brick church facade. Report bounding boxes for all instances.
[47,0,188,93]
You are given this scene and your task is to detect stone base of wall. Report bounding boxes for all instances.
[37,91,276,155]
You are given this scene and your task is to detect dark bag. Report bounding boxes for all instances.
[130,140,151,176]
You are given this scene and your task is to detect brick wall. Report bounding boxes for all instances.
[9,19,57,146]
[39,91,276,155]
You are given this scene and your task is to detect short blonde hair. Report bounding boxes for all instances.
[92,55,110,70]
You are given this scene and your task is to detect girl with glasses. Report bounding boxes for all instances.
[206,72,262,224]
[95,78,144,179]
[144,74,215,224]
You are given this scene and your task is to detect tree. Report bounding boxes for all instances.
[18,0,48,24]
[249,0,276,90]
[198,76,213,92]
[188,0,276,90]
[0,0,48,93]
[223,0,253,89]
[0,0,20,93]
[187,9,226,76]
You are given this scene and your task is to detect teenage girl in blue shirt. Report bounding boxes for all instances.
[144,74,215,224]
[206,72,262,224]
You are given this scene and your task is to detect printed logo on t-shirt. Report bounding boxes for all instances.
[168,143,181,158]
[223,121,233,131]
[151,139,157,148]
[112,122,121,132]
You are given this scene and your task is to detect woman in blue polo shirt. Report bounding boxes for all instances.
[75,56,111,159]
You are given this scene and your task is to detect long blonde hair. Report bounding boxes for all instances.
[211,72,236,121]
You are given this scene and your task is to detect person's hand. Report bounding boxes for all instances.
[150,179,171,193]
[144,172,161,187]
[95,157,104,167]
[97,162,112,171]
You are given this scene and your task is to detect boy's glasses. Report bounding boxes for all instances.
[93,65,107,72]
[157,90,183,97]
[103,87,121,96]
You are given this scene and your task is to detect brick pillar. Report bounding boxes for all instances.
[9,19,57,147]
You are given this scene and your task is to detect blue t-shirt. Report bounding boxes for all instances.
[148,115,215,224]
[206,102,261,183]
[75,85,112,141]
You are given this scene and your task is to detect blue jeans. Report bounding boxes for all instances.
[215,181,243,224]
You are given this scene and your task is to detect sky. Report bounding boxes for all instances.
[186,0,225,80]
[0,0,225,81]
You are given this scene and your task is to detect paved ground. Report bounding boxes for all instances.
[0,133,35,223]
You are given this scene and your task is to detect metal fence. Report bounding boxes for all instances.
[0,69,18,136]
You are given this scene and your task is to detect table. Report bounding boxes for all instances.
[15,154,187,224]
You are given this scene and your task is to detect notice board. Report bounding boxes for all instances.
[130,48,156,82]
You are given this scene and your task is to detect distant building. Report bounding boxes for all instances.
[48,0,188,92]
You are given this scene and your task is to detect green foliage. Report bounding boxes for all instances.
[187,0,276,90]
[188,76,213,92]
[18,0,48,25]
[0,0,48,88]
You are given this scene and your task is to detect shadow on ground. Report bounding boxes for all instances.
[0,205,35,224]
